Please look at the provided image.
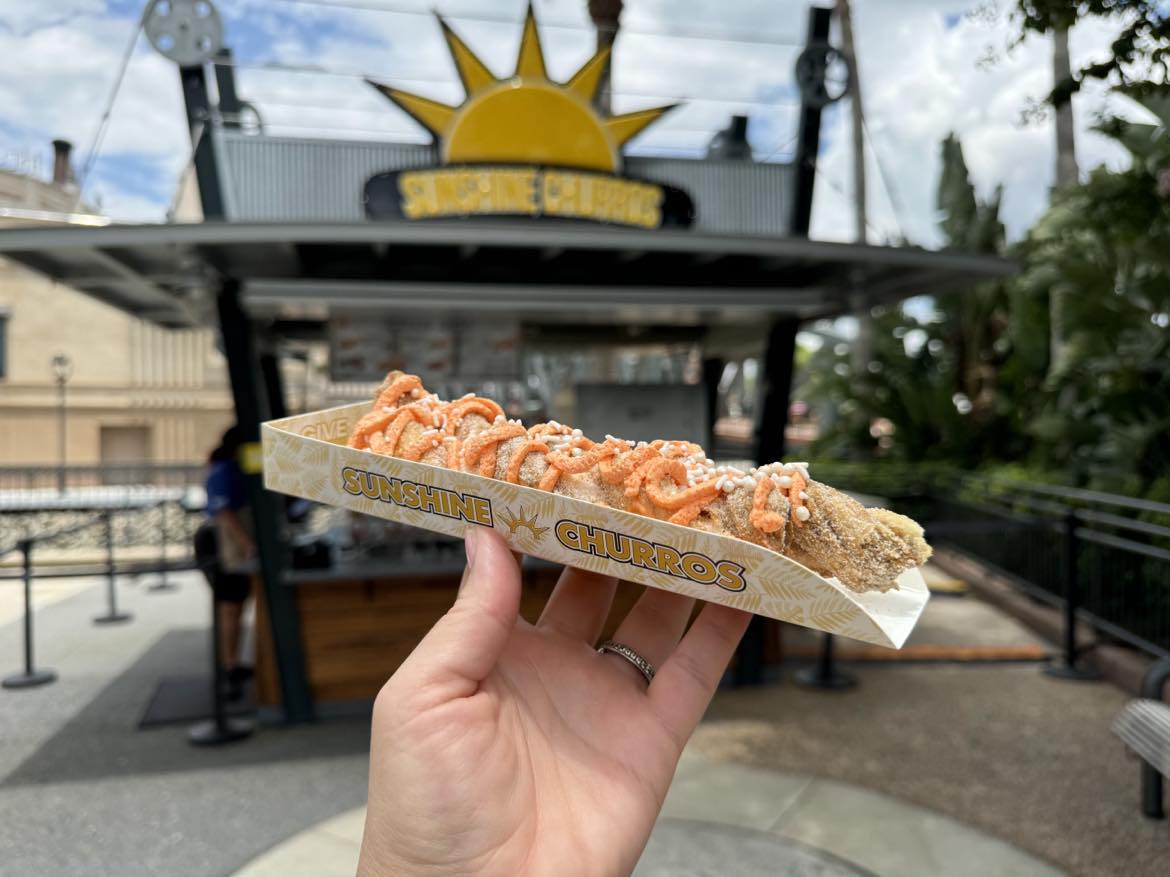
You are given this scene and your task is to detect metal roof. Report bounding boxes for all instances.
[0,220,1014,329]
[217,133,794,236]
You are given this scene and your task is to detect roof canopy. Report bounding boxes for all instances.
[0,220,1013,331]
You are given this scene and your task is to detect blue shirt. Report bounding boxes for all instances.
[205,460,247,517]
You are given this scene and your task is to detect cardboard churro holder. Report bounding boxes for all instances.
[262,403,929,648]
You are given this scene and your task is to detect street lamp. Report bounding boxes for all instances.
[51,353,72,494]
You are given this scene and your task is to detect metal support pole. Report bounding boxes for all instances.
[794,631,857,690]
[217,279,313,722]
[1139,658,1170,817]
[93,510,132,625]
[179,63,227,220]
[1044,512,1099,680]
[701,357,724,455]
[789,6,833,237]
[57,378,66,494]
[189,583,253,746]
[3,540,57,689]
[145,501,177,592]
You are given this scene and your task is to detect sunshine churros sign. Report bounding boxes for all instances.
[362,8,694,230]
[263,403,930,649]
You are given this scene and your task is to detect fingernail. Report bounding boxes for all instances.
[464,526,479,568]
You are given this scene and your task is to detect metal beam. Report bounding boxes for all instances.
[790,7,833,237]
[0,221,1017,278]
[216,279,313,723]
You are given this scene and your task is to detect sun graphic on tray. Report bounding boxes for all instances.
[499,505,550,540]
[367,5,674,173]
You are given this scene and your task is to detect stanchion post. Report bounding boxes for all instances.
[146,501,177,593]
[1044,511,1100,680]
[188,585,253,746]
[794,632,857,690]
[3,540,57,689]
[94,510,132,625]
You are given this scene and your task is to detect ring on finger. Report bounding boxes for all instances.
[598,640,655,684]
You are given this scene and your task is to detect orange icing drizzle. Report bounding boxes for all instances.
[750,469,809,531]
[462,423,527,478]
[374,373,423,409]
[507,440,551,484]
[348,378,811,536]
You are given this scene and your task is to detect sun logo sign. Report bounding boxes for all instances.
[364,5,694,229]
[499,505,550,541]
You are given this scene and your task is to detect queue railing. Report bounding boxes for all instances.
[1,500,199,690]
[810,465,1170,676]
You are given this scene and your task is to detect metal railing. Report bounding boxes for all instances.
[815,464,1170,662]
[1,500,200,689]
[0,462,204,493]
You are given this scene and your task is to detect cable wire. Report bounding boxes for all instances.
[268,0,805,48]
[861,115,908,243]
[230,59,800,108]
[76,6,147,198]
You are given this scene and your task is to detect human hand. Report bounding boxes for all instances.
[358,527,751,876]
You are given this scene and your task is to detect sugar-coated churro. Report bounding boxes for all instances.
[349,372,931,592]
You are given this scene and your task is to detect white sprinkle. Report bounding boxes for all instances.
[776,475,793,489]
[410,388,422,398]
[799,491,808,500]
[549,420,560,429]
[431,439,439,448]
[571,428,583,437]
[432,413,440,427]
[795,506,811,522]
[494,414,505,423]
[572,447,584,457]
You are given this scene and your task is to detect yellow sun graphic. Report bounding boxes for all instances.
[499,505,550,540]
[367,5,674,174]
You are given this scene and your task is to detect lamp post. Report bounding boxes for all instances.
[51,353,72,494]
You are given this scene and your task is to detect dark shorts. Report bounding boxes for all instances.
[193,522,252,605]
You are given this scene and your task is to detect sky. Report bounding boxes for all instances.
[0,0,1151,246]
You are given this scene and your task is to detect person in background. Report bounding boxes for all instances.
[194,425,254,695]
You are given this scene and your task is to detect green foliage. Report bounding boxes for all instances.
[1014,1,1170,105]
[804,108,1170,494]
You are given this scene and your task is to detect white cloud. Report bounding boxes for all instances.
[0,0,1152,237]
[809,1,1137,245]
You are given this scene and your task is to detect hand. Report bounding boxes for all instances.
[358,527,750,876]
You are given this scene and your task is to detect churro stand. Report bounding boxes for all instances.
[0,5,1011,722]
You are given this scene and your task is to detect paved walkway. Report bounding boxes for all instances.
[1,568,1163,876]
[234,749,1063,877]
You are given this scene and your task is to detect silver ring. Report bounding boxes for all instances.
[598,640,655,684]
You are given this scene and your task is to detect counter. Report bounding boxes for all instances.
[253,548,646,712]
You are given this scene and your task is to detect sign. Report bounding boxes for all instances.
[364,6,694,229]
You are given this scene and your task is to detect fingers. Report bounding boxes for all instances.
[396,527,521,702]
[649,604,751,747]
[602,587,695,685]
[537,567,618,644]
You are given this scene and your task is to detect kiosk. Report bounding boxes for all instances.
[0,5,1012,721]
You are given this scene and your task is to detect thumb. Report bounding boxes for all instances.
[399,526,521,699]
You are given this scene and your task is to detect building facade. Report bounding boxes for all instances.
[0,144,234,468]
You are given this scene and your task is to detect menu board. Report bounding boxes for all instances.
[328,316,519,384]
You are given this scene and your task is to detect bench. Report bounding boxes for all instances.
[1112,657,1170,818]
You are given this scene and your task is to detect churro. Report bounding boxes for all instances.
[349,372,930,592]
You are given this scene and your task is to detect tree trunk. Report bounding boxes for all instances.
[1050,26,1078,379]
[835,0,872,376]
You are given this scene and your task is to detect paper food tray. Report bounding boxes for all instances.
[262,402,929,648]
